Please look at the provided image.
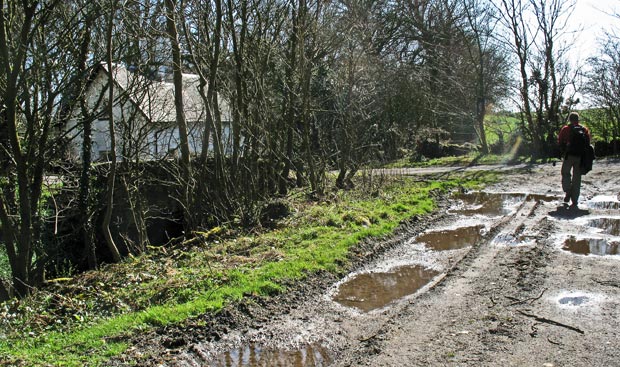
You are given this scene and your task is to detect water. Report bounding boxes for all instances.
[452,192,554,217]
[588,218,620,236]
[587,196,620,210]
[559,296,590,306]
[204,343,332,367]
[452,192,518,216]
[333,265,439,312]
[562,237,619,256]
[415,225,484,251]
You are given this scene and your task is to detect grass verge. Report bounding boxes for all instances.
[0,173,496,366]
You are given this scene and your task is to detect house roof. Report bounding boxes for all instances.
[101,63,222,124]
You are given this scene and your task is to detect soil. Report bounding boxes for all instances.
[111,158,620,367]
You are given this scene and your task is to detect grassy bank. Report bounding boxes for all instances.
[0,173,496,366]
[381,152,531,169]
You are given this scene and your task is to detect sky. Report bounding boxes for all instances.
[570,0,619,64]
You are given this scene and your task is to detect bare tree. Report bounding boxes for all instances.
[496,0,577,159]
[164,0,197,234]
[495,0,540,157]
[461,0,510,154]
[102,0,123,262]
[0,0,96,297]
[528,0,577,157]
[585,35,620,154]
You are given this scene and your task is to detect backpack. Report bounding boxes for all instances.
[581,144,595,175]
[567,125,588,156]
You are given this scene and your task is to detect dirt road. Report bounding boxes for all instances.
[125,159,620,367]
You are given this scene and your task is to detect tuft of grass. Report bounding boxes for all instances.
[0,173,496,366]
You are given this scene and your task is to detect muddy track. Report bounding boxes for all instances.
[114,159,620,367]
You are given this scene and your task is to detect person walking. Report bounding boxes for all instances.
[558,112,591,209]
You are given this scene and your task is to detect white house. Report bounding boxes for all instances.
[66,63,232,162]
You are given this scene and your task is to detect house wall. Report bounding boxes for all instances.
[67,65,234,162]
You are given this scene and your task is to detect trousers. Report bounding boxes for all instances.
[561,154,582,205]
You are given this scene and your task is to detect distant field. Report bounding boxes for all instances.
[485,113,521,147]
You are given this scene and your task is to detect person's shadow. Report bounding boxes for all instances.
[549,205,590,219]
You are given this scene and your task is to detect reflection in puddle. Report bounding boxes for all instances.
[453,192,518,216]
[333,265,439,312]
[559,296,590,306]
[562,237,619,256]
[452,192,554,217]
[526,193,558,203]
[588,218,620,236]
[587,196,620,210]
[587,200,620,210]
[206,343,331,367]
[415,225,484,251]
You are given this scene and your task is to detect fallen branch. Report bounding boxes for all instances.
[508,288,547,306]
[594,279,620,289]
[517,310,585,334]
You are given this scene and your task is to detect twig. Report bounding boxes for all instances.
[359,333,378,342]
[508,288,547,306]
[594,279,620,288]
[517,310,584,334]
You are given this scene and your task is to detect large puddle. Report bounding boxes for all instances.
[333,265,439,312]
[588,218,620,236]
[205,343,332,367]
[562,237,620,256]
[452,192,555,217]
[415,225,484,251]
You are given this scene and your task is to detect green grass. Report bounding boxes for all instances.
[0,174,496,366]
[383,152,526,168]
[0,247,9,280]
[382,111,527,169]
[485,113,521,147]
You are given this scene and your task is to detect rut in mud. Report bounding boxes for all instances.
[116,159,620,367]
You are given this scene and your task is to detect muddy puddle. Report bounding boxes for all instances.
[415,225,484,251]
[587,196,620,210]
[452,192,555,216]
[562,237,620,256]
[203,343,332,367]
[333,265,439,312]
[587,218,620,236]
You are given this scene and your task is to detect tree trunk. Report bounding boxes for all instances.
[165,0,192,178]
[77,14,97,269]
[279,3,300,196]
[226,0,248,180]
[102,2,122,263]
[166,0,195,233]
